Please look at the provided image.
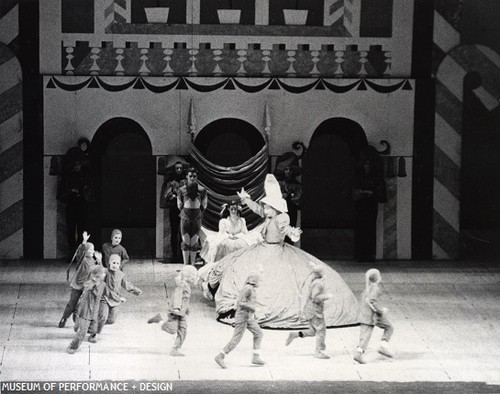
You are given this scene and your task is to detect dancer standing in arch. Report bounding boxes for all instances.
[177,167,207,265]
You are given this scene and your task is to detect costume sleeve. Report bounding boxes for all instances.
[238,287,256,313]
[218,219,229,235]
[74,243,87,267]
[121,247,130,266]
[279,180,288,198]
[276,214,300,242]
[366,286,382,314]
[310,281,329,303]
[171,284,183,311]
[201,189,208,211]
[165,180,179,201]
[241,218,248,234]
[244,198,265,217]
[177,189,184,210]
[121,276,141,295]
[290,182,302,205]
[171,282,189,315]
[101,243,110,267]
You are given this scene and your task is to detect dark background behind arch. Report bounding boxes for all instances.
[89,118,156,257]
[194,118,265,167]
[461,72,500,259]
[301,118,368,258]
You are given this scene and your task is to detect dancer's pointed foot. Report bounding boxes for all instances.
[353,350,366,364]
[378,345,393,358]
[314,350,330,359]
[285,332,299,346]
[251,353,265,365]
[147,313,163,324]
[169,348,185,357]
[215,353,227,369]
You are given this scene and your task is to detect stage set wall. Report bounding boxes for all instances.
[38,0,417,260]
[42,76,414,259]
[3,0,498,260]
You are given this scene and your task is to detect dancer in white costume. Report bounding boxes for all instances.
[200,200,261,263]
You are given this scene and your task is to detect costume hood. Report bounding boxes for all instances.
[260,174,288,213]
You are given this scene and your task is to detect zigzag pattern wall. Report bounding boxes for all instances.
[0,1,23,259]
[433,3,500,258]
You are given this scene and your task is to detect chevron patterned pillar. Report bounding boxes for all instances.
[104,0,129,33]
[0,1,22,258]
[0,43,23,259]
[324,0,345,27]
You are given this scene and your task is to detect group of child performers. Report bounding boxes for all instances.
[148,261,393,368]
[60,230,142,354]
[60,177,394,366]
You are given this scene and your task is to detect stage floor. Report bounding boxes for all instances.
[0,258,499,392]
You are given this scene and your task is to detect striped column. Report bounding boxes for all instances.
[343,0,360,37]
[156,171,165,259]
[324,0,345,27]
[432,5,461,77]
[0,42,23,259]
[104,0,129,33]
[324,0,359,35]
[433,44,500,258]
[383,177,398,259]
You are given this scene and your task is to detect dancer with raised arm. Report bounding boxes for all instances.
[207,174,358,329]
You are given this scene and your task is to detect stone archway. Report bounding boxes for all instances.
[301,118,367,258]
[89,117,156,257]
[433,44,500,259]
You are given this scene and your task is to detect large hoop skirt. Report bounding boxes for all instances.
[211,242,359,329]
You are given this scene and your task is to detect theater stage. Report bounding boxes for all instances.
[0,259,499,393]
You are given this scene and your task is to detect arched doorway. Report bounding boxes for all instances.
[192,118,267,231]
[302,118,367,258]
[89,118,156,257]
[461,73,500,260]
[194,118,266,167]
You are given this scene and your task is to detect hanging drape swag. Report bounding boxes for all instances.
[190,143,269,231]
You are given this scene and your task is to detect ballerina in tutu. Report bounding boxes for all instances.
[208,174,359,329]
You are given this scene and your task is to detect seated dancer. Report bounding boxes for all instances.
[177,167,207,265]
[200,201,261,263]
[207,174,359,329]
[199,201,261,299]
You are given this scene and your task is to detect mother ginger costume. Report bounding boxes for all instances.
[209,175,358,329]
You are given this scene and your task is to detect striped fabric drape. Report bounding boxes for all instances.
[189,143,269,231]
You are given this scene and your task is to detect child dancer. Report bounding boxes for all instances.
[214,271,265,369]
[147,265,198,357]
[102,229,129,269]
[59,231,101,328]
[91,254,142,342]
[67,264,107,354]
[353,268,394,364]
[285,261,333,359]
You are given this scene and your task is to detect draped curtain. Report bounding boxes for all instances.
[190,143,269,231]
